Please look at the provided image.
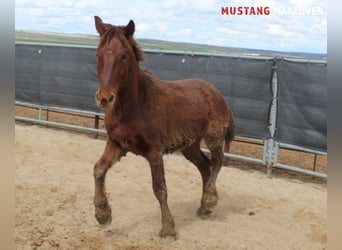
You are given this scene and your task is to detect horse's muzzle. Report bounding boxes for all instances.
[95,91,115,109]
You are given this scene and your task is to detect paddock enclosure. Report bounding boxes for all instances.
[15,43,327,178]
[15,42,327,248]
[15,124,326,249]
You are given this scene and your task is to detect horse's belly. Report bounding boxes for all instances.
[163,120,206,154]
[164,137,196,154]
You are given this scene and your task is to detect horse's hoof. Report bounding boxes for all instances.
[159,230,177,244]
[159,235,177,245]
[203,192,219,210]
[95,211,112,226]
[197,207,212,219]
[159,227,177,237]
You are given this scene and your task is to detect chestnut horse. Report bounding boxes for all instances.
[93,16,235,238]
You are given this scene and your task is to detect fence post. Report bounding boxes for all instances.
[264,138,279,177]
[38,105,42,121]
[263,59,280,177]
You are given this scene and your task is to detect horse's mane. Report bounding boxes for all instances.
[100,25,144,62]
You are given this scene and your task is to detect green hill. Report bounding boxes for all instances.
[15,30,247,55]
[15,30,326,59]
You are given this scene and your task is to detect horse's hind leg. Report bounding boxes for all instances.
[181,140,211,187]
[93,139,122,225]
[181,141,211,213]
[198,136,225,217]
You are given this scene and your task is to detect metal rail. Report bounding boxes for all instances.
[16,116,107,134]
[15,101,327,179]
[279,142,327,156]
[15,101,104,117]
[14,43,327,179]
[15,41,327,64]
[274,163,327,179]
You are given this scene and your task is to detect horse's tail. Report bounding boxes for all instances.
[223,117,235,166]
[226,117,235,145]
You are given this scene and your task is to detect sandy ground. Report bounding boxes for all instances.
[15,105,327,174]
[15,124,327,250]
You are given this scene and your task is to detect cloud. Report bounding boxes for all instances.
[254,0,277,5]
[180,28,192,36]
[136,23,151,36]
[216,27,240,35]
[267,24,303,38]
[162,0,219,13]
[15,0,326,53]
[289,0,316,6]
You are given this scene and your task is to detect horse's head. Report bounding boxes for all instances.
[94,16,144,109]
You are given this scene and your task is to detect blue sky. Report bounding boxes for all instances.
[15,0,327,53]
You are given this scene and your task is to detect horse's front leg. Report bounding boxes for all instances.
[147,150,176,238]
[94,139,122,225]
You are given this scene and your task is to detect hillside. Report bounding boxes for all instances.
[15,30,326,60]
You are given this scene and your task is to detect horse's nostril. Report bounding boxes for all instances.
[108,94,114,103]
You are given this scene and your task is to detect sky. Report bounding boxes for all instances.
[15,0,327,53]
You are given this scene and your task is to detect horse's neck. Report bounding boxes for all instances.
[115,66,153,117]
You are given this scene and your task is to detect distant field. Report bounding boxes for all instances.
[15,30,248,55]
[15,30,99,47]
[15,30,326,59]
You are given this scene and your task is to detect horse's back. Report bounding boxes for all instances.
[158,78,231,122]
[152,78,232,147]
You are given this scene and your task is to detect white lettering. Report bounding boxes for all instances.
[274,7,325,16]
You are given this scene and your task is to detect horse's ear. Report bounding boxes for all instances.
[125,20,135,38]
[94,16,106,36]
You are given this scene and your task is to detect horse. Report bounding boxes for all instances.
[92,16,235,239]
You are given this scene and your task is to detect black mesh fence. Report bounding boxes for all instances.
[276,59,327,151]
[15,44,327,151]
[142,52,274,139]
[15,44,100,112]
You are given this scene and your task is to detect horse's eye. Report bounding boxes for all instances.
[121,54,127,62]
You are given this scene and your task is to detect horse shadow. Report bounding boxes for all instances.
[166,188,259,228]
[99,186,261,239]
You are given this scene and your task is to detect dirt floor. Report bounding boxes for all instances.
[15,124,327,249]
[15,105,327,174]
